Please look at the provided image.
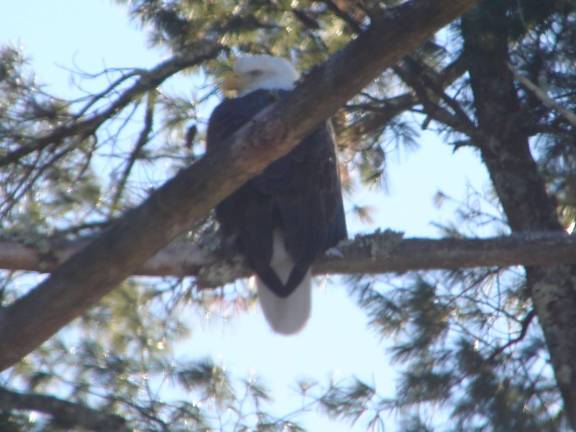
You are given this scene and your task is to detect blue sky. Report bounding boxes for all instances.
[0,1,490,430]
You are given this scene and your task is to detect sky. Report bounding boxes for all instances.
[0,1,490,430]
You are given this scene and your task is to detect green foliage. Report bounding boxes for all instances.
[2,0,576,431]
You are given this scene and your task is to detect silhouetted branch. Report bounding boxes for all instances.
[346,54,468,140]
[0,0,480,371]
[0,386,129,432]
[0,40,222,168]
[509,64,576,128]
[110,91,156,212]
[487,309,536,363]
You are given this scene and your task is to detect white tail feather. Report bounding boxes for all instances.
[257,231,311,335]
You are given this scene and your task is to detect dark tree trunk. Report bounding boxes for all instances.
[462,1,576,427]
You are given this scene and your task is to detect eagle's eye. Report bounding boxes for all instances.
[248,70,264,77]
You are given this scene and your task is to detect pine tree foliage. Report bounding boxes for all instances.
[2,0,576,430]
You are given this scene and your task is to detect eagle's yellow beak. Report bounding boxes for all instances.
[221,71,244,94]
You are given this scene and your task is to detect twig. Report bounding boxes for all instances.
[509,63,576,128]
[109,92,156,213]
[487,309,536,363]
[346,54,468,139]
[0,41,222,168]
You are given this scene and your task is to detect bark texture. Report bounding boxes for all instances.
[0,0,481,371]
[1,231,576,280]
[462,1,576,427]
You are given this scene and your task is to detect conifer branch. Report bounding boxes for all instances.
[0,0,480,371]
[509,64,576,129]
[0,41,222,168]
[0,386,129,432]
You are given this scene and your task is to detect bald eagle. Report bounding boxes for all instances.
[206,55,347,334]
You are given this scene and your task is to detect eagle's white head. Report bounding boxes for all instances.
[223,55,300,96]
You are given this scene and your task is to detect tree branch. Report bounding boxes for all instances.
[396,57,478,134]
[509,64,576,129]
[0,40,222,168]
[0,0,480,371]
[109,91,156,213]
[487,309,536,363]
[0,386,129,432]
[2,231,575,284]
[345,54,468,140]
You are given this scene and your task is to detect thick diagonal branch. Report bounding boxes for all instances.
[0,0,480,372]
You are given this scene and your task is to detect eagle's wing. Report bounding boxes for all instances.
[206,89,347,297]
[271,121,347,292]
